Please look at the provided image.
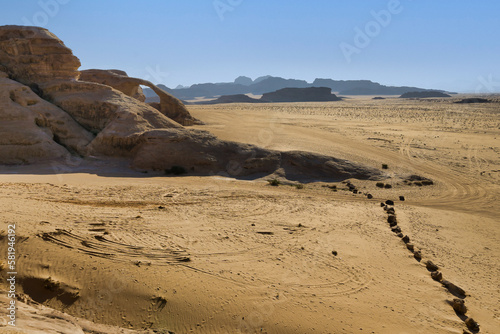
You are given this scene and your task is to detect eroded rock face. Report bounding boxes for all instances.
[0,26,81,85]
[79,69,200,126]
[0,76,93,164]
[39,80,183,157]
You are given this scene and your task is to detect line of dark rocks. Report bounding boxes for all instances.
[380,200,480,333]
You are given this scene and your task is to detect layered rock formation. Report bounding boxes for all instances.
[0,26,80,85]
[0,74,93,164]
[0,25,384,181]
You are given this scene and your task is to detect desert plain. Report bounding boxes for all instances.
[1,96,499,333]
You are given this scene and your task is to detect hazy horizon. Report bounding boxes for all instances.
[1,0,499,93]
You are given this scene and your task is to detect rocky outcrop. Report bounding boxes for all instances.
[261,87,341,102]
[0,26,80,86]
[79,69,200,126]
[0,25,385,182]
[131,129,381,180]
[198,94,261,104]
[454,98,490,104]
[38,80,182,157]
[0,76,93,164]
[399,91,451,98]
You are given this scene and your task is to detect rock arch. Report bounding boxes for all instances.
[79,69,200,126]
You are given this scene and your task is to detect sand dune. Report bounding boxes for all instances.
[1,96,499,333]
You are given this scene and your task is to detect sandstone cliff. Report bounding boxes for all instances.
[0,25,383,181]
[0,26,80,85]
[0,75,93,164]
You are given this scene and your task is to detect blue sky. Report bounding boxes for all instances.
[1,0,499,92]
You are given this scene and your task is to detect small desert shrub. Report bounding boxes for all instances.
[295,184,304,189]
[165,166,187,175]
[376,182,385,188]
[267,179,281,186]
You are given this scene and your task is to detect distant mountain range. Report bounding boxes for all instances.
[144,76,451,101]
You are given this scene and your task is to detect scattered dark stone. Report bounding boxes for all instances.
[382,164,389,169]
[407,175,425,181]
[391,226,402,233]
[406,175,433,186]
[426,260,439,271]
[384,184,392,189]
[414,250,422,261]
[376,182,385,188]
[251,223,255,226]
[389,221,398,227]
[380,202,385,207]
[386,208,396,215]
[256,231,274,235]
[352,189,358,194]
[332,250,338,256]
[465,317,480,332]
[442,280,466,298]
[406,243,415,252]
[402,235,410,243]
[387,215,397,224]
[399,196,405,201]
[158,206,165,209]
[431,271,443,281]
[367,194,373,199]
[396,232,404,238]
[385,200,394,206]
[452,298,467,315]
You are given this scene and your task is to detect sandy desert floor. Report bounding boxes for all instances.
[1,96,499,333]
